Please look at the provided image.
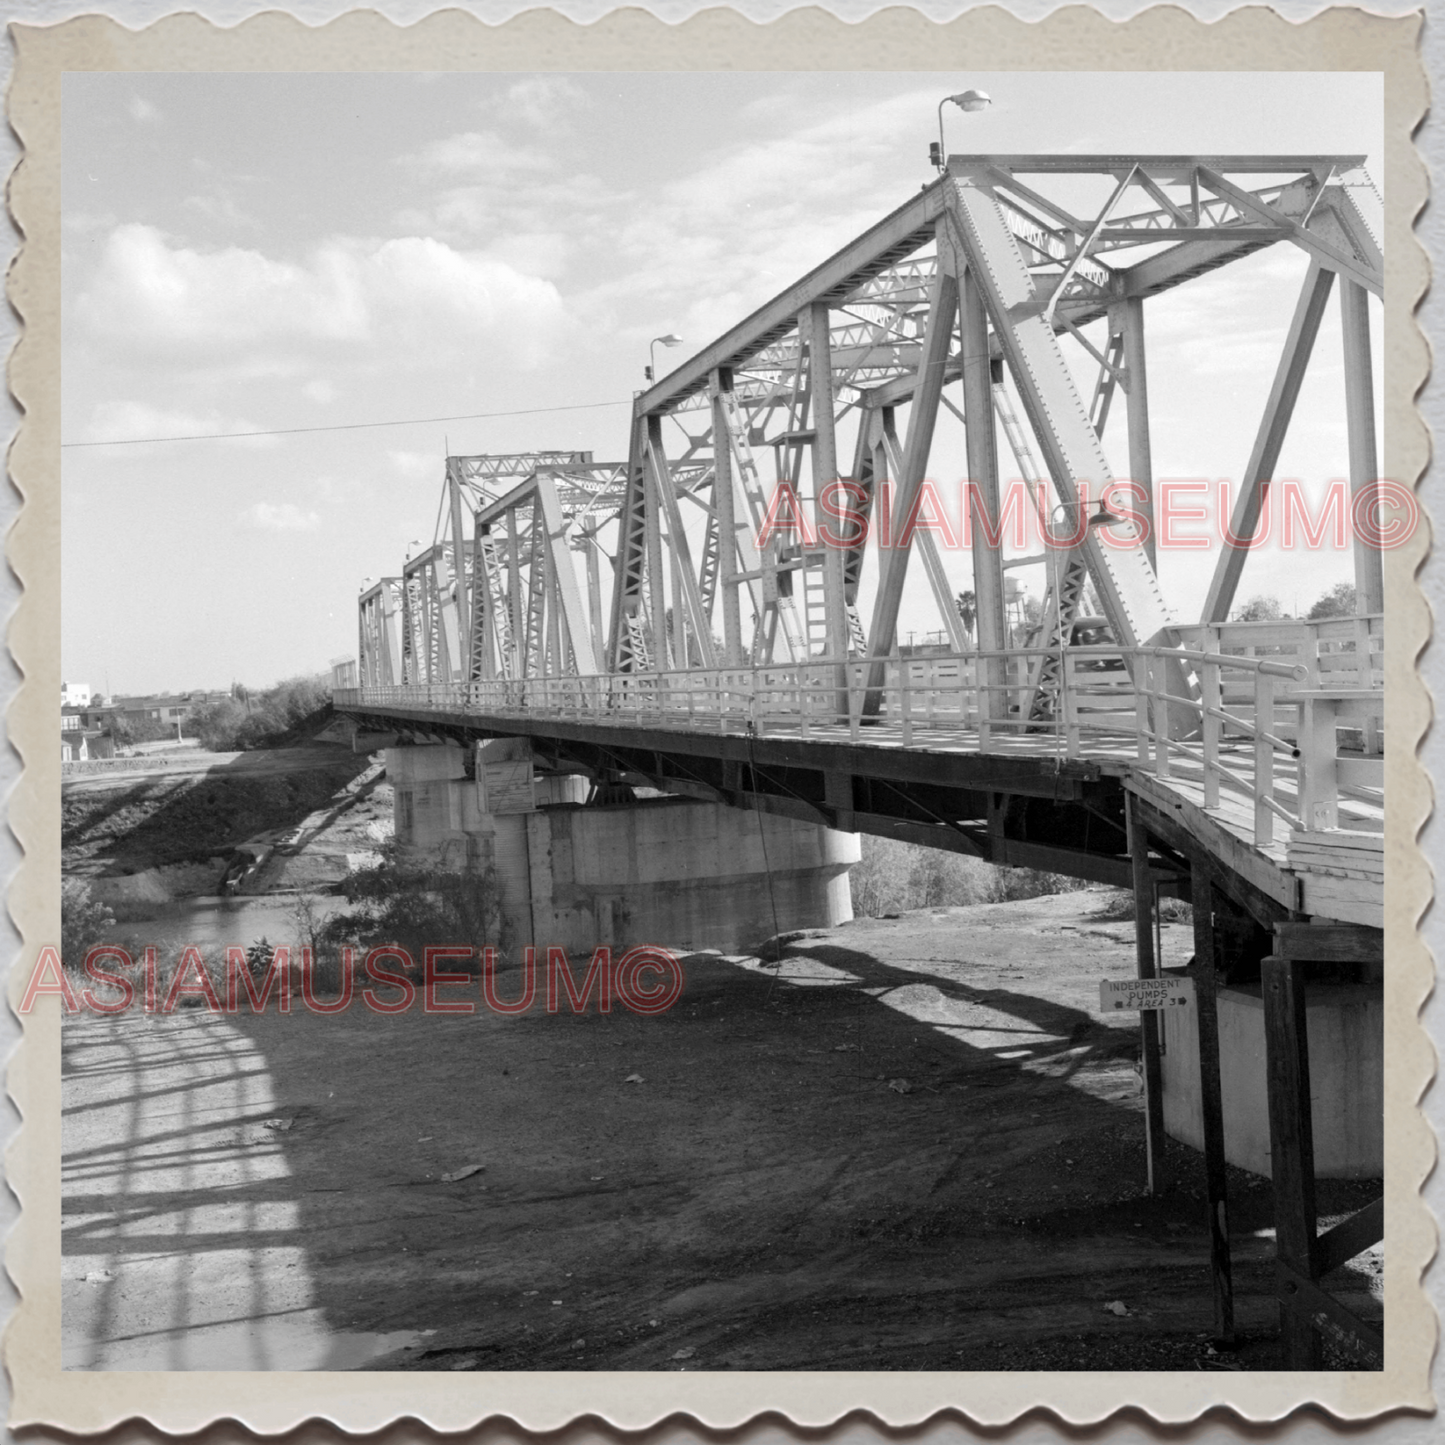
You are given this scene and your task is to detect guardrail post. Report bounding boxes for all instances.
[1254,672,1276,846]
[1202,658,1222,809]
[1151,655,1171,779]
[1134,655,1150,765]
[1299,696,1339,831]
[1062,652,1080,758]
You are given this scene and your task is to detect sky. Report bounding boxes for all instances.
[60,70,1383,695]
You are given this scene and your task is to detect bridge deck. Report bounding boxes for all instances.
[336,646,1383,929]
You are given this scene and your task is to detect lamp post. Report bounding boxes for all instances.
[646,333,683,382]
[932,88,991,170]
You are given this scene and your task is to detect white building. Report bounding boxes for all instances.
[61,681,92,708]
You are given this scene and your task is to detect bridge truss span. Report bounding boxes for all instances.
[342,151,1387,1363]
[348,151,1385,927]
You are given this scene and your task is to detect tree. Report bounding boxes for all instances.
[191,698,248,751]
[1236,594,1283,622]
[1307,581,1357,621]
[955,590,976,644]
[107,711,171,747]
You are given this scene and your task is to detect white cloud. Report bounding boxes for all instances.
[247,502,320,532]
[62,210,117,237]
[407,129,554,178]
[574,89,937,341]
[73,224,569,371]
[128,96,160,124]
[181,187,257,231]
[303,378,339,404]
[487,76,590,131]
[387,449,440,481]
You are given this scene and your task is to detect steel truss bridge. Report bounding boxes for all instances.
[336,154,1387,1364]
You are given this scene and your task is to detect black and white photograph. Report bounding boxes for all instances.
[6,4,1432,1432]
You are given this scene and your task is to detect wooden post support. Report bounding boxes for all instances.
[1190,860,1235,1343]
[1127,795,1168,1194]
[1262,951,1325,1368]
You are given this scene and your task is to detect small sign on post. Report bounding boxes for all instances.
[1099,977,1196,1012]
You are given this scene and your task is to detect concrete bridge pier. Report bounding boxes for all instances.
[384,738,859,954]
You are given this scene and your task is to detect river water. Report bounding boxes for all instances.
[105,894,352,963]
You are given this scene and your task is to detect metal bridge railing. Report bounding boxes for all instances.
[334,638,1383,853]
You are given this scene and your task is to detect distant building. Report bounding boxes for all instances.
[61,681,91,708]
[106,691,230,729]
[61,729,115,764]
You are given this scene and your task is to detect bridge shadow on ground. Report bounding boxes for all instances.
[60,917,1382,1373]
[61,747,377,880]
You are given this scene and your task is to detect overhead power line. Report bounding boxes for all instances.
[60,397,633,449]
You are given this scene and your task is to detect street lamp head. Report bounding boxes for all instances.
[935,89,992,172]
[949,89,991,113]
[647,333,685,383]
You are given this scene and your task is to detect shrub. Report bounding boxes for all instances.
[312,843,511,972]
[60,879,116,972]
[194,673,333,752]
[1090,888,1193,924]
[848,835,1088,918]
[191,698,248,751]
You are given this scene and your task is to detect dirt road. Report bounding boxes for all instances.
[61,892,1381,1372]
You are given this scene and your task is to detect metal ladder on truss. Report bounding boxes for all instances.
[800,553,830,657]
[624,610,652,673]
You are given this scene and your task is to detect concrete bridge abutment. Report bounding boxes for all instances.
[384,738,858,954]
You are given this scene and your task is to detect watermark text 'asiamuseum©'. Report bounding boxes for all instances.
[755,477,1418,552]
[20,944,685,1017]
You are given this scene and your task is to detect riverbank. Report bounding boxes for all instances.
[61,889,1382,1372]
[59,752,1382,1373]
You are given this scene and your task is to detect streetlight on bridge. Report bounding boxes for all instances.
[646,333,683,383]
[931,89,991,170]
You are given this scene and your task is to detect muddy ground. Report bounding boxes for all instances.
[61,752,1383,1373]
